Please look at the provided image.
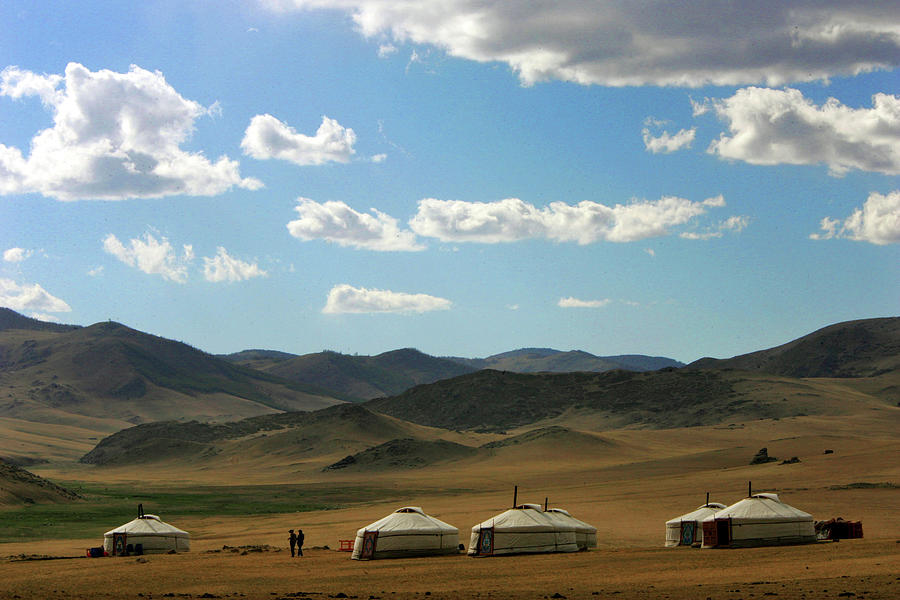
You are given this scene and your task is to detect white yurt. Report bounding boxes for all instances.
[665,502,727,547]
[351,506,459,560]
[701,493,816,548]
[468,503,578,556]
[546,508,597,550]
[103,507,190,555]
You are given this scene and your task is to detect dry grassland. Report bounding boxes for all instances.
[2,409,899,599]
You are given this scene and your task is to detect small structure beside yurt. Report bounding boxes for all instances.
[701,490,815,549]
[103,505,190,555]
[665,496,727,547]
[468,502,578,557]
[351,506,459,560]
[545,507,597,550]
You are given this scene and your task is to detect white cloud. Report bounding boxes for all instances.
[680,215,750,240]
[644,248,655,257]
[409,195,727,244]
[709,88,900,176]
[3,247,32,262]
[203,247,268,283]
[371,153,387,163]
[0,278,71,313]
[87,266,104,277]
[378,43,397,58]
[103,232,194,283]
[28,312,62,323]
[0,63,262,201]
[642,126,696,154]
[811,191,900,245]
[268,2,900,87]
[241,114,357,166]
[322,284,452,314]
[287,198,424,251]
[558,297,611,309]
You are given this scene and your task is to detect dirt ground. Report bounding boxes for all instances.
[1,538,898,600]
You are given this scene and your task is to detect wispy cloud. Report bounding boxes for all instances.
[202,247,267,283]
[103,232,194,283]
[409,195,727,244]
[558,297,611,309]
[642,120,695,154]
[0,63,261,200]
[810,191,900,245]
[322,284,452,314]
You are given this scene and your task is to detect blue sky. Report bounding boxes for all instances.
[1,1,897,363]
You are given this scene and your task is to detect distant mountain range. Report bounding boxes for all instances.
[220,346,684,401]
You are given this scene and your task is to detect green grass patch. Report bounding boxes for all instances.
[0,482,411,543]
[828,481,898,490]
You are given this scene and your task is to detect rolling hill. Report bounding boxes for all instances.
[0,459,81,505]
[0,313,343,428]
[223,348,477,401]
[449,348,684,373]
[689,317,900,377]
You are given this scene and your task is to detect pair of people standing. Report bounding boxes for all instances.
[289,529,304,557]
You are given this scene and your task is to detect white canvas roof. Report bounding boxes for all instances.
[666,503,727,527]
[351,507,459,560]
[701,493,815,548]
[103,514,190,554]
[468,504,578,556]
[704,494,812,522]
[546,507,597,550]
[104,514,190,537]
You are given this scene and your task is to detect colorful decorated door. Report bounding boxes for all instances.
[359,530,378,560]
[476,527,494,556]
[112,532,127,556]
[679,521,696,545]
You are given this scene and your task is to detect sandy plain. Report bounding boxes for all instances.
[2,406,899,600]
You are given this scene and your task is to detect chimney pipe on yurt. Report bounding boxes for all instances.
[138,503,144,518]
[706,492,710,506]
[545,497,548,511]
[748,481,752,497]
[513,485,517,508]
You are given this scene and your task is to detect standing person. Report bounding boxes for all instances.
[297,528,304,557]
[289,529,297,557]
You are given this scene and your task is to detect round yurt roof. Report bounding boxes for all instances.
[104,514,189,538]
[702,494,812,522]
[472,504,556,532]
[357,506,457,536]
[666,503,727,526]
[546,508,597,533]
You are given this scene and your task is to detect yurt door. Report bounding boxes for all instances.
[715,518,731,547]
[112,532,127,556]
[359,530,378,560]
[679,521,697,546]
[476,527,494,556]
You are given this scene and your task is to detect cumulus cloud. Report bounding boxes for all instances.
[241,114,356,166]
[3,247,32,262]
[0,278,71,313]
[203,247,268,282]
[642,125,696,154]
[810,191,900,245]
[558,297,611,309]
[709,88,900,176]
[267,2,900,87]
[322,284,452,314]
[103,232,194,283]
[287,198,424,251]
[409,195,727,244]
[0,63,262,200]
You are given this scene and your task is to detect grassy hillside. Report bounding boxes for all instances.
[0,459,81,505]
[449,348,684,373]
[0,316,343,427]
[237,348,476,401]
[690,317,900,377]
